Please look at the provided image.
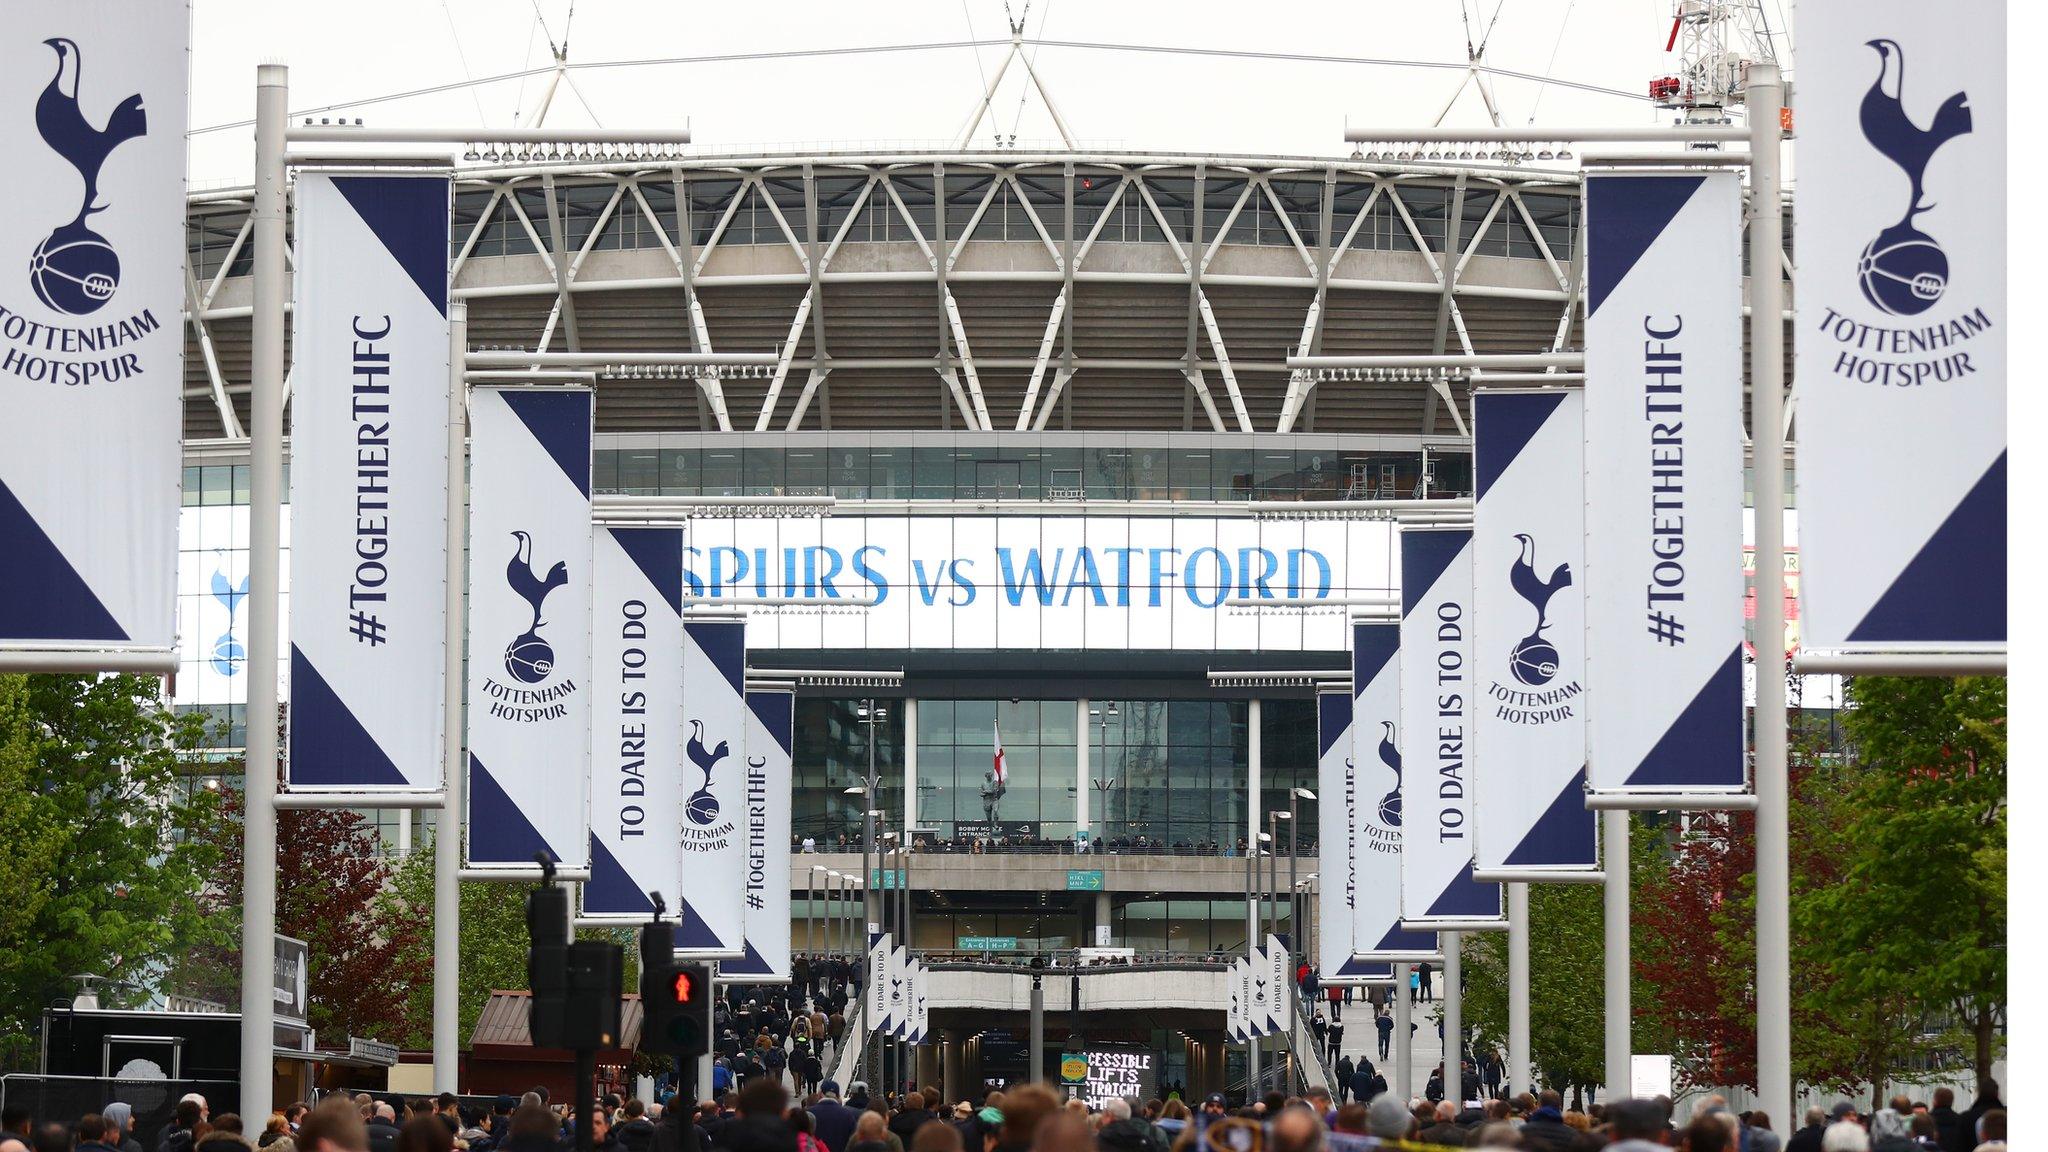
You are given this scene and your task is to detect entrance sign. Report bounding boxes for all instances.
[1344,628,1435,961]
[1583,172,1746,793]
[1796,0,2006,650]
[681,515,1394,652]
[0,3,186,656]
[287,173,450,790]
[583,526,685,919]
[1472,390,1596,872]
[677,615,748,956]
[722,686,795,980]
[464,386,593,869]
[1397,528,1502,921]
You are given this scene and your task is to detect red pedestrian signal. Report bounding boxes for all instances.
[673,971,694,1003]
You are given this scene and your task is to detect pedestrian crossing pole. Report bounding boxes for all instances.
[1508,883,1530,1097]
[1394,963,1412,1099]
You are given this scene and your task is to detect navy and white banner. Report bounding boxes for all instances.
[1317,686,1362,979]
[583,526,685,919]
[464,386,593,869]
[0,4,185,656]
[287,173,450,790]
[1397,528,1503,921]
[1472,391,1596,872]
[866,933,892,1032]
[1346,626,1438,959]
[1584,173,1746,793]
[1227,956,1250,1040]
[677,614,748,956]
[912,959,929,1043]
[1796,1,2005,651]
[721,686,794,980]
[888,944,912,1039]
[1263,934,1292,1034]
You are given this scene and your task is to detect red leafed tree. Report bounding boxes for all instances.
[179,788,429,1044]
[1634,732,1869,1095]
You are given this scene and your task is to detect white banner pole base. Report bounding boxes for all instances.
[1471,869,1607,885]
[1584,792,1758,812]
[1791,651,2006,676]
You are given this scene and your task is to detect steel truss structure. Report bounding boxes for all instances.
[181,152,1643,440]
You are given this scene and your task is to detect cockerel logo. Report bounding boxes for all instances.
[1507,533,1572,687]
[32,38,146,316]
[1856,39,1972,316]
[686,719,732,826]
[503,531,569,684]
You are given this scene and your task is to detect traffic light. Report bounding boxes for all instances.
[639,921,712,1058]
[562,940,625,1051]
[526,882,571,1049]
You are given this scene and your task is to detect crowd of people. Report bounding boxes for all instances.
[0,1079,2007,1152]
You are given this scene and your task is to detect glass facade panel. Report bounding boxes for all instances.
[917,699,1076,842]
[1085,698,1250,852]
[792,698,905,851]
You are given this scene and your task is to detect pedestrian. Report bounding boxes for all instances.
[1417,963,1433,1002]
[162,1100,208,1152]
[364,1107,401,1152]
[615,1103,657,1152]
[103,1106,144,1152]
[1333,1055,1354,1103]
[1326,1018,1344,1066]
[79,1115,124,1152]
[843,1114,889,1152]
[395,1117,452,1152]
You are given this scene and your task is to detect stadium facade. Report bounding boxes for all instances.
[174,149,1792,1094]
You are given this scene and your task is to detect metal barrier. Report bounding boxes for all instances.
[0,1075,239,1151]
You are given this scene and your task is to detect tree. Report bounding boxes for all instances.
[178,793,429,1044]
[1460,814,1661,1105]
[1810,676,2006,1098]
[377,840,641,1053]
[379,838,530,1051]
[0,674,223,1070]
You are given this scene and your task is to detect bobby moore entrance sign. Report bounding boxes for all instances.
[1583,172,1745,793]
[0,3,186,656]
[1797,0,2005,651]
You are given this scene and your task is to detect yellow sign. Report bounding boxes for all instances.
[1059,1055,1089,1083]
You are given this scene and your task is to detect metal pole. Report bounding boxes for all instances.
[1029,973,1045,1085]
[1244,829,1258,1099]
[432,302,468,1093]
[1442,931,1462,1104]
[1508,883,1529,1099]
[1602,810,1631,1098]
[1747,62,1791,1131]
[239,62,289,1125]
[1394,962,1413,1100]
[864,702,879,937]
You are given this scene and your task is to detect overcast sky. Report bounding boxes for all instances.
[186,0,1790,186]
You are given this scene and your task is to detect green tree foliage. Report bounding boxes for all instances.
[179,794,428,1044]
[0,674,222,1070]
[1461,814,1661,1103]
[376,840,640,1052]
[1809,676,2006,1096]
[379,838,531,1050]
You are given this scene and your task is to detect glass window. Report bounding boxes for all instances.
[1171,449,1213,501]
[828,447,869,499]
[200,465,233,506]
[912,447,955,500]
[700,447,742,497]
[182,465,202,507]
[1212,448,1253,500]
[617,449,658,495]
[869,448,911,499]
[1085,447,1131,500]
[743,447,784,497]
[659,448,700,496]
[785,447,827,496]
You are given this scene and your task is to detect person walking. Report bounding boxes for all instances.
[1416,962,1433,1002]
[1333,1055,1355,1103]
[1326,1018,1344,1067]
[1375,1006,1393,1061]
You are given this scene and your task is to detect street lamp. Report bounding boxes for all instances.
[1288,787,1314,955]
[1088,701,1119,849]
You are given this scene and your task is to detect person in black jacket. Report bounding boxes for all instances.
[365,1106,402,1152]
[806,1083,859,1152]
[885,1095,932,1148]
[1783,1107,1828,1152]
[714,1081,796,1152]
[615,1102,658,1152]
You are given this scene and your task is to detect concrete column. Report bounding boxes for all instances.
[1095,890,1112,946]
[905,698,919,834]
[942,1029,964,1104]
[1075,698,1090,836]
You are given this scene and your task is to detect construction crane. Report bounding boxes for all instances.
[1648,0,1783,124]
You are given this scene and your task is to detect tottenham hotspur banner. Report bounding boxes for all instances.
[288,173,451,791]
[0,3,187,656]
[1472,389,1596,873]
[465,386,593,870]
[1796,0,2005,651]
[1582,172,1745,794]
